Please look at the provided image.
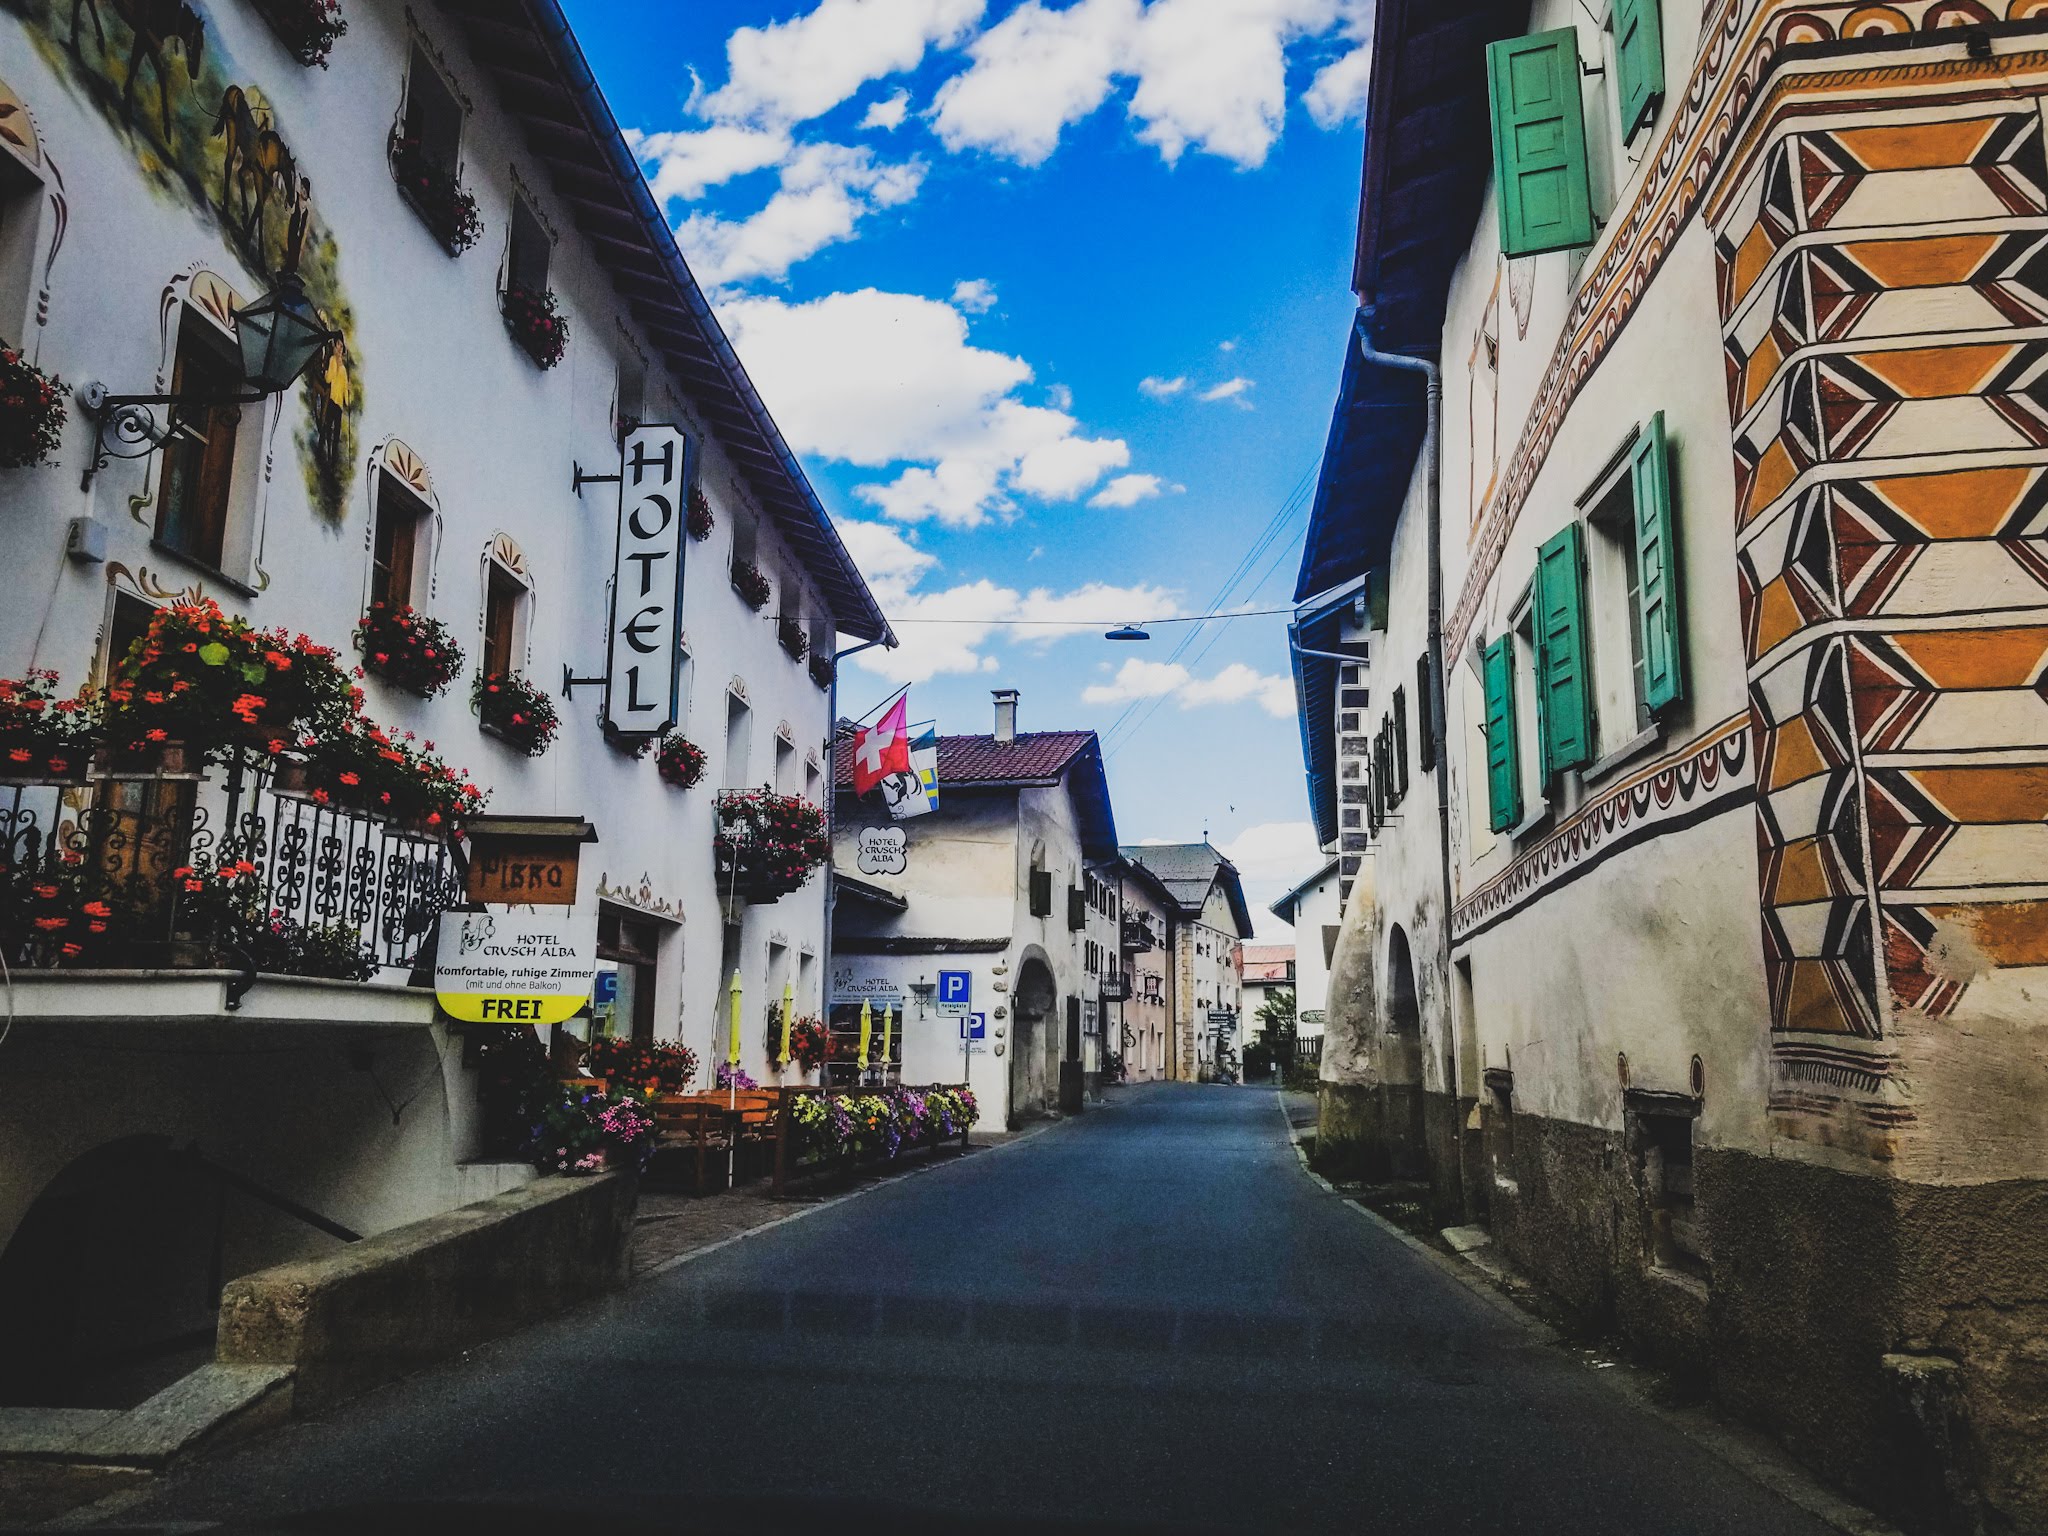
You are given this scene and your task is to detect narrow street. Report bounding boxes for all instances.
[101,1086,1840,1536]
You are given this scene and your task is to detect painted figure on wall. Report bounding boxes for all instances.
[7,0,361,521]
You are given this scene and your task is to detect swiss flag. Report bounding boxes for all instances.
[852,695,912,796]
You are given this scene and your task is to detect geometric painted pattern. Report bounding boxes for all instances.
[1716,76,2048,1148]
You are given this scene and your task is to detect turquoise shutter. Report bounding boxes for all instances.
[1486,28,1595,258]
[1613,0,1665,142]
[1483,636,1521,834]
[1535,523,1594,778]
[1632,412,1684,713]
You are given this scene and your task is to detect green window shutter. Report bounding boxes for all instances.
[1631,411,1685,713]
[1483,636,1522,834]
[1613,0,1665,142]
[1535,522,1594,778]
[1486,28,1595,258]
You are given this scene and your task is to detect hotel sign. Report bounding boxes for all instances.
[436,911,598,1025]
[605,424,693,735]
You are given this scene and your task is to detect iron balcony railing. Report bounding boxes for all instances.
[2,749,458,974]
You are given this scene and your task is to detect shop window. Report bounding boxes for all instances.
[400,44,463,184]
[722,690,752,788]
[481,558,529,677]
[597,907,661,1045]
[369,474,427,609]
[154,317,247,573]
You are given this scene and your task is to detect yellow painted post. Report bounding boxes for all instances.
[858,999,873,1075]
[881,1003,895,1082]
[778,980,795,1071]
[728,969,744,1067]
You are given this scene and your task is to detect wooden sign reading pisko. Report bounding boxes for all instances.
[467,841,583,906]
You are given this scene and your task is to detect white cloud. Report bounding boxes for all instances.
[1126,0,1338,167]
[1089,472,1172,508]
[677,144,925,287]
[860,580,1183,684]
[698,0,985,126]
[1218,820,1325,939]
[1217,339,1237,352]
[951,277,998,312]
[1198,376,1254,405]
[1179,661,1295,716]
[1304,0,1374,127]
[861,90,913,130]
[930,0,1138,165]
[1084,658,1191,704]
[631,124,793,203]
[719,287,1132,527]
[1138,374,1187,400]
[832,518,937,605]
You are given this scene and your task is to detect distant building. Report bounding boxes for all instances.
[1270,859,1341,1061]
[832,690,1117,1126]
[1107,857,1177,1083]
[1119,844,1253,1081]
[1239,945,1296,1041]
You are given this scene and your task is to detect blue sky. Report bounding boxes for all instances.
[562,0,1369,933]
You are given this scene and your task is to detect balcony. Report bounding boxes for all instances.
[2,751,456,979]
[1121,915,1157,953]
[1100,969,1131,1002]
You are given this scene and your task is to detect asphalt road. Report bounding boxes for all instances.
[99,1084,1838,1536]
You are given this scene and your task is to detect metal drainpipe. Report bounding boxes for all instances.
[1353,321,1453,1069]
[822,638,892,1069]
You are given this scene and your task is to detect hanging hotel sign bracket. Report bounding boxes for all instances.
[571,461,621,494]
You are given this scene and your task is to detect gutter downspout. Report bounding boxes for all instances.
[1353,317,1454,1076]
[823,638,892,1056]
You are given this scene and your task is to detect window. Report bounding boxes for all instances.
[774,733,796,795]
[1481,627,1523,834]
[1416,655,1436,772]
[401,44,462,184]
[723,690,752,788]
[615,352,645,444]
[1486,28,1594,257]
[481,559,528,677]
[805,758,823,806]
[506,197,549,296]
[1583,413,1685,761]
[597,907,661,1045]
[101,592,155,684]
[1392,686,1409,801]
[1533,522,1594,781]
[369,473,427,609]
[154,316,246,572]
[1632,1098,1703,1277]
[0,141,45,347]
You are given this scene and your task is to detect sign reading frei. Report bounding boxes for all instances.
[436,911,598,1025]
[605,424,693,735]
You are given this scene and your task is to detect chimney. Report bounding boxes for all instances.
[992,688,1019,743]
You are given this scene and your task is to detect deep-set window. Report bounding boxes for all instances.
[481,559,528,677]
[507,197,550,296]
[401,44,463,182]
[723,690,752,789]
[370,473,427,610]
[1637,1106,1702,1276]
[775,734,797,795]
[597,907,661,1045]
[154,317,246,572]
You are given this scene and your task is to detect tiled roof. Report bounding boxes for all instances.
[1118,842,1256,937]
[1243,944,1295,965]
[835,731,1096,790]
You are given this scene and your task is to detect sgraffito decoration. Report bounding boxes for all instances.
[1709,47,2048,1156]
[5,0,361,521]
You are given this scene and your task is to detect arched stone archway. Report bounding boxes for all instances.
[1011,954,1058,1127]
[1384,925,1429,1180]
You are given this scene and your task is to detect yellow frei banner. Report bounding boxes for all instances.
[858,999,873,1070]
[779,980,794,1068]
[435,912,598,1025]
[728,969,744,1067]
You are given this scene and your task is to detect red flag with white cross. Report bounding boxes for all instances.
[853,695,912,797]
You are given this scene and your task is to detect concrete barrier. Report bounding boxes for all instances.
[216,1173,636,1412]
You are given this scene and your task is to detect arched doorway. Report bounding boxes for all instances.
[1384,925,1428,1179]
[1011,955,1057,1127]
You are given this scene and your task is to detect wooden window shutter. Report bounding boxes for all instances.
[1392,687,1409,801]
[1482,636,1521,833]
[1030,868,1053,917]
[1535,523,1595,779]
[1613,0,1665,142]
[1416,654,1436,771]
[1631,411,1685,713]
[1486,29,1595,258]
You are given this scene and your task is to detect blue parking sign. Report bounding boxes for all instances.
[937,969,971,1015]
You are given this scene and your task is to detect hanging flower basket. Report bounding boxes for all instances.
[687,486,715,542]
[770,1014,830,1072]
[777,616,809,662]
[252,0,347,66]
[714,789,829,902]
[472,669,559,756]
[501,283,568,370]
[0,346,68,470]
[299,718,485,833]
[655,733,706,789]
[807,652,835,691]
[586,1036,699,1096]
[354,603,464,697]
[389,134,482,255]
[730,558,771,612]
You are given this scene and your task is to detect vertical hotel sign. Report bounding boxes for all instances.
[605,425,693,734]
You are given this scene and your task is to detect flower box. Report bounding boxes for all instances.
[714,789,829,902]
[656,733,706,789]
[251,0,347,66]
[0,346,68,470]
[687,486,714,542]
[355,603,463,697]
[389,134,482,255]
[501,283,568,370]
[472,669,559,757]
[730,559,771,611]
[807,652,835,691]
[0,670,97,781]
[777,615,809,662]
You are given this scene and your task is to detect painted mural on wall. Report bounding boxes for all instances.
[3,0,360,520]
